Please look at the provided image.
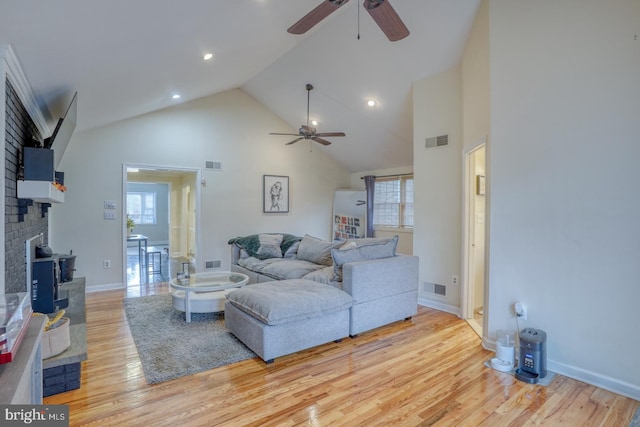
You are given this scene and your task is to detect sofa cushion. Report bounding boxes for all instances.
[237,257,283,272]
[260,259,326,280]
[296,235,343,266]
[256,234,283,259]
[237,257,325,280]
[226,279,353,326]
[302,266,341,287]
[331,235,399,281]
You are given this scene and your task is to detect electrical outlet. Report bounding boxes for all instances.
[103,259,111,269]
[515,302,527,320]
[452,275,458,285]
[104,200,116,209]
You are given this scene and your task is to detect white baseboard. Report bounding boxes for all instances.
[547,360,640,401]
[420,307,640,400]
[418,297,460,317]
[86,282,124,293]
[480,337,640,400]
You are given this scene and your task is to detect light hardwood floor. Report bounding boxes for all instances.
[44,284,639,426]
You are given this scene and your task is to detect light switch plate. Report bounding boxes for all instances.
[103,210,117,220]
[104,200,116,209]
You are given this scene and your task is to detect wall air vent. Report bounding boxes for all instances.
[434,284,446,296]
[205,260,222,269]
[425,134,449,149]
[424,281,446,296]
[205,161,222,171]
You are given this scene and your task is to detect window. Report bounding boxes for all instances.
[126,191,157,225]
[373,175,414,228]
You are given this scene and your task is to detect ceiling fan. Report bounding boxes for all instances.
[288,0,409,42]
[269,84,345,146]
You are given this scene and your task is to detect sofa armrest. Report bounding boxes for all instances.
[230,243,242,266]
[342,255,419,302]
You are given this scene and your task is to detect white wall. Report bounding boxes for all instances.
[488,0,640,399]
[461,0,490,154]
[412,68,463,314]
[50,89,350,290]
[462,0,491,318]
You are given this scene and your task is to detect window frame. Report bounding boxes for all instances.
[126,191,157,225]
[373,174,414,231]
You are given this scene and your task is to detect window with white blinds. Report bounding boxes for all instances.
[373,175,414,229]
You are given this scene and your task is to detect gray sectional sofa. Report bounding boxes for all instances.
[227,233,419,337]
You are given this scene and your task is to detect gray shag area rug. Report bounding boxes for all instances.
[124,294,256,384]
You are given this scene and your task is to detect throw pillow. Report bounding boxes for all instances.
[283,241,300,259]
[331,235,399,281]
[296,235,343,266]
[344,237,394,247]
[255,234,284,259]
[339,241,358,250]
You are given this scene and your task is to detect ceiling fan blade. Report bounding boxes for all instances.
[315,132,345,137]
[288,0,349,35]
[270,132,302,136]
[286,137,305,145]
[363,0,409,42]
[311,137,332,146]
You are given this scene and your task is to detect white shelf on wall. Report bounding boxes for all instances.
[17,180,65,204]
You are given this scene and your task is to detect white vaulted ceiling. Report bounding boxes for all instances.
[0,0,480,172]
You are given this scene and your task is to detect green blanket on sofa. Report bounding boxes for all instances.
[228,234,302,260]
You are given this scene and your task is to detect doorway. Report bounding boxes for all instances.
[462,138,487,337]
[123,165,200,287]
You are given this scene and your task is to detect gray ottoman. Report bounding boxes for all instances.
[225,279,353,363]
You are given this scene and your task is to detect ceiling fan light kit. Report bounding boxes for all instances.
[269,84,345,146]
[288,0,409,42]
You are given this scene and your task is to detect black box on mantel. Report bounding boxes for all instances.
[23,147,55,181]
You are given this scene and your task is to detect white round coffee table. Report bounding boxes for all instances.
[169,271,249,322]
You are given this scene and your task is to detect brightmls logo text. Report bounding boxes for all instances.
[1,405,68,426]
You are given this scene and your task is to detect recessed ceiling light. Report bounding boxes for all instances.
[172,94,181,100]
[203,53,214,61]
[367,99,377,107]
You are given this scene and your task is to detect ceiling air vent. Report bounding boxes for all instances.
[425,134,449,149]
[205,161,222,171]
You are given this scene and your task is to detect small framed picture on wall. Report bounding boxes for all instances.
[263,175,289,213]
[476,175,486,196]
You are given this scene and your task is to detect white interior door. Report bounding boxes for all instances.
[462,139,487,326]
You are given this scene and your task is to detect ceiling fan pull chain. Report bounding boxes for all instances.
[307,86,311,128]
[357,1,361,40]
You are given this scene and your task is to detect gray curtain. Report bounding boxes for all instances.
[364,175,376,237]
